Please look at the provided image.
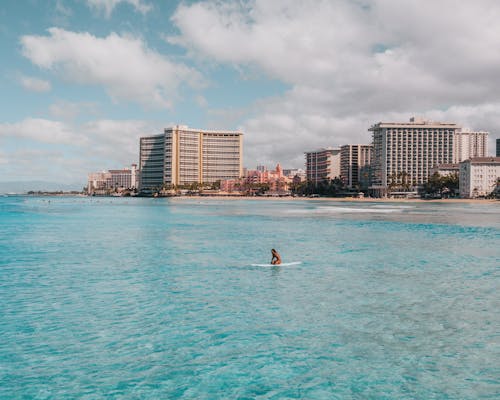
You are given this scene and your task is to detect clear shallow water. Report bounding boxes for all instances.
[0,196,499,399]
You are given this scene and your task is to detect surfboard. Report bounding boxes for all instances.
[250,261,302,267]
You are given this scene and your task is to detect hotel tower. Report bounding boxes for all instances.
[139,125,243,190]
[369,117,460,194]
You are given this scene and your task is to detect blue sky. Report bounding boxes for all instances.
[1,0,499,186]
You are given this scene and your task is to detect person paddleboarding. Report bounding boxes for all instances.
[271,248,282,265]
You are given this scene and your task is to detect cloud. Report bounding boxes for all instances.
[21,28,204,109]
[170,0,500,103]
[0,150,7,165]
[19,76,51,92]
[195,94,208,108]
[49,101,99,121]
[86,0,152,17]
[0,118,82,145]
[0,117,159,182]
[0,148,88,184]
[170,0,500,167]
[80,119,154,162]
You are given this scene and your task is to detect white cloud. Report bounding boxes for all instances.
[21,28,204,109]
[0,117,160,182]
[49,101,99,121]
[80,119,154,163]
[19,76,51,92]
[0,148,88,184]
[170,0,500,167]
[195,94,208,108]
[86,0,152,17]
[0,150,7,165]
[55,0,73,19]
[0,118,82,145]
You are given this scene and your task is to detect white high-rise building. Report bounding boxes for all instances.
[459,157,500,198]
[305,147,341,184]
[139,125,243,190]
[369,118,459,195]
[87,165,138,195]
[453,130,489,163]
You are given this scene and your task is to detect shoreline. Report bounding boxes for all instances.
[5,193,498,204]
[172,195,499,204]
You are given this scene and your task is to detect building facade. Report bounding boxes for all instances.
[282,168,306,181]
[496,138,500,157]
[87,165,138,195]
[139,134,165,190]
[305,147,341,184]
[453,130,489,163]
[221,163,291,194]
[459,157,500,198]
[430,163,459,177]
[340,144,372,189]
[139,125,243,190]
[369,118,459,195]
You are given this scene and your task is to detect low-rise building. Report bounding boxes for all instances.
[283,168,306,181]
[87,164,138,195]
[459,157,500,198]
[221,163,291,194]
[430,163,459,177]
[220,179,240,192]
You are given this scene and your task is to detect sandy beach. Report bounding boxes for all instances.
[181,195,499,204]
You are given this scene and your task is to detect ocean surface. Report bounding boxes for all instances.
[0,196,499,399]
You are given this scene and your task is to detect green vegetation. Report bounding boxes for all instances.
[422,172,459,198]
[291,178,347,196]
[388,172,412,191]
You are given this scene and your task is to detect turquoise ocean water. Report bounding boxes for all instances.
[0,196,499,399]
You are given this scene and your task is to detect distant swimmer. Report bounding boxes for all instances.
[271,249,282,265]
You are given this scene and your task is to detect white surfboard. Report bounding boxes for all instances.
[251,261,302,267]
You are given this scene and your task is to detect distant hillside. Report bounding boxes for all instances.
[0,181,83,194]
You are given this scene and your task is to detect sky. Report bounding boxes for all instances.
[1,0,500,187]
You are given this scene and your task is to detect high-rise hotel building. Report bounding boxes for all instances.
[369,118,460,193]
[453,130,489,163]
[305,148,341,184]
[139,125,243,190]
[340,144,372,189]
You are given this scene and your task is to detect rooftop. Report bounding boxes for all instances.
[304,147,341,154]
[465,157,500,164]
[165,125,243,135]
[369,117,459,130]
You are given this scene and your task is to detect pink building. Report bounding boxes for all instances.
[220,163,291,194]
[220,179,240,192]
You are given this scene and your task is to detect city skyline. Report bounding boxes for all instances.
[1,0,500,187]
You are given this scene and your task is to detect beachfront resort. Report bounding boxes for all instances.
[87,119,500,200]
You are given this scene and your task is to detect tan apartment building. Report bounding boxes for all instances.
[305,147,341,184]
[340,144,372,189]
[139,125,243,190]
